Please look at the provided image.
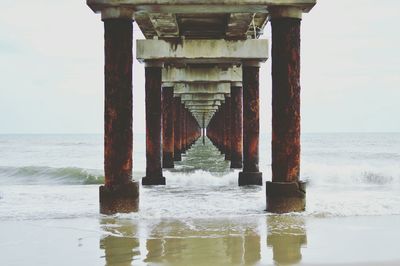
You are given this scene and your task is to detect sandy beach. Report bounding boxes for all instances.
[1,213,400,265]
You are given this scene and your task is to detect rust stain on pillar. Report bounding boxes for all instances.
[162,86,174,168]
[219,103,225,154]
[101,19,139,214]
[224,96,232,160]
[142,66,165,185]
[266,17,305,214]
[230,86,243,169]
[243,66,260,173]
[271,18,301,183]
[181,103,187,153]
[173,97,182,161]
[239,65,262,186]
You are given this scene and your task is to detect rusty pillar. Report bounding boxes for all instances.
[239,63,262,186]
[202,113,205,145]
[162,86,174,168]
[181,104,187,154]
[230,85,243,169]
[224,96,231,161]
[266,16,305,213]
[219,103,225,154]
[142,65,165,185]
[173,97,182,161]
[100,19,139,214]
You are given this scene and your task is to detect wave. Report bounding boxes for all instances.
[0,166,104,185]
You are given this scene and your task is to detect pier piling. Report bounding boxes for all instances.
[100,18,139,214]
[162,86,174,168]
[239,63,262,186]
[142,64,166,185]
[266,9,305,213]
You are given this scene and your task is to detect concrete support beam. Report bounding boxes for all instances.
[100,19,139,215]
[266,13,305,213]
[188,105,218,110]
[162,86,174,168]
[180,94,225,101]
[163,66,241,84]
[88,1,317,15]
[142,66,166,185]
[137,39,268,64]
[173,83,231,94]
[183,100,221,106]
[239,63,262,186]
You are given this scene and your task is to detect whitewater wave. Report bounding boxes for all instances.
[0,166,104,185]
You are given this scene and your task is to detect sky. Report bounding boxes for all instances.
[0,0,399,134]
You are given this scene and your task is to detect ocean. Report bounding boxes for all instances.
[0,133,399,265]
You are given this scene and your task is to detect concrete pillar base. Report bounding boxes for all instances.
[265,181,306,213]
[99,181,139,215]
[230,161,243,169]
[142,176,166,185]
[238,171,262,186]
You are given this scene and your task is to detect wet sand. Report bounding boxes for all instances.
[1,215,399,265]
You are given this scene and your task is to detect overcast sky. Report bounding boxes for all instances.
[0,0,399,134]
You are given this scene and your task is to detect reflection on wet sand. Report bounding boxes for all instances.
[100,218,140,265]
[267,216,307,265]
[100,218,265,265]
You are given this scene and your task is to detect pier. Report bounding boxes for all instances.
[86,0,316,214]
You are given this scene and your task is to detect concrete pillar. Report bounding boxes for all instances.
[142,63,166,185]
[230,85,243,169]
[224,96,231,161]
[239,62,262,186]
[181,103,187,154]
[162,86,174,168]
[100,18,139,214]
[266,9,306,213]
[219,103,225,154]
[173,97,182,161]
[202,113,206,145]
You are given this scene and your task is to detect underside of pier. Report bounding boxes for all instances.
[87,0,316,214]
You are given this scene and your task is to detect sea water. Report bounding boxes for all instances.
[0,133,399,265]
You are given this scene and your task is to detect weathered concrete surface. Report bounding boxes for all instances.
[239,65,262,186]
[173,83,230,94]
[271,17,301,183]
[143,67,166,185]
[180,93,225,101]
[104,19,133,187]
[162,86,174,168]
[188,106,218,111]
[137,39,268,64]
[87,1,317,17]
[100,182,139,214]
[163,67,241,84]
[266,181,306,213]
[183,100,221,106]
[230,85,243,169]
[102,19,138,214]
